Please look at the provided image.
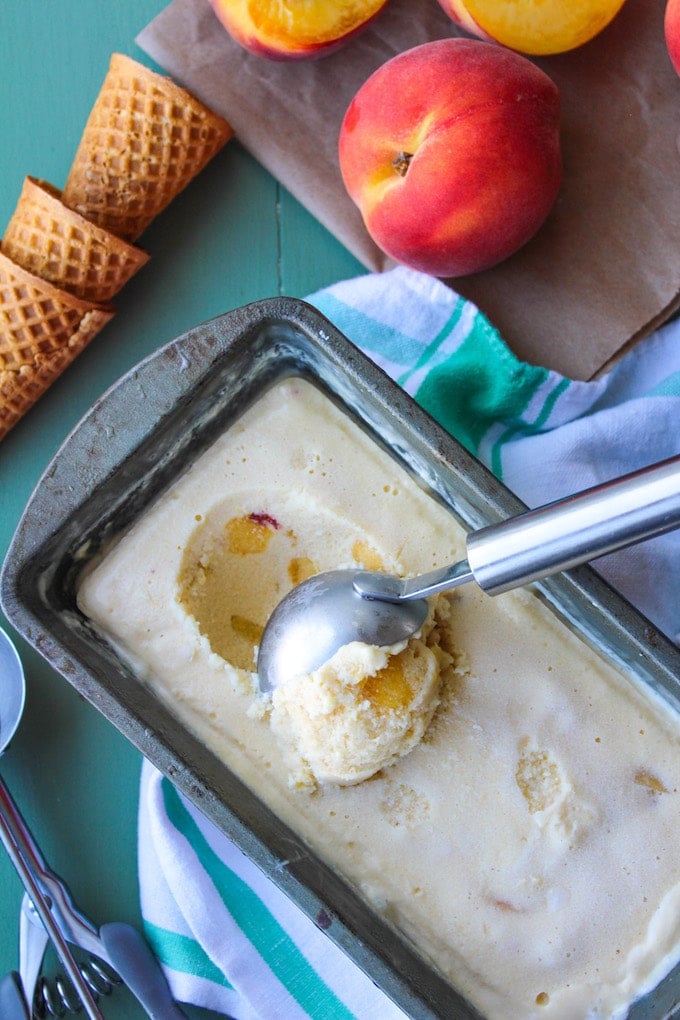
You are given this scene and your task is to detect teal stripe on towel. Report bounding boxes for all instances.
[312,292,426,367]
[488,376,571,477]
[415,313,549,463]
[648,371,680,399]
[143,919,233,988]
[161,779,357,1020]
[397,297,468,389]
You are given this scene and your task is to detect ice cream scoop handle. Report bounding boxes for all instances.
[99,923,188,1019]
[467,454,680,596]
[0,777,103,1019]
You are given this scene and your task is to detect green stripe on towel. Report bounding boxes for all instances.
[314,290,551,470]
[143,919,233,988]
[648,371,680,398]
[486,376,571,477]
[161,779,357,1020]
[397,297,468,389]
[415,316,550,463]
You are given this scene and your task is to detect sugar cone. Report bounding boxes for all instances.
[2,177,149,304]
[62,53,234,242]
[0,250,113,438]
[1,341,94,441]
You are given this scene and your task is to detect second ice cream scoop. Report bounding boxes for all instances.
[258,455,680,694]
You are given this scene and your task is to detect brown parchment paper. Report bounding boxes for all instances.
[136,0,680,379]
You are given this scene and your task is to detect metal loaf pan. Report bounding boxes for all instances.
[3,298,680,1019]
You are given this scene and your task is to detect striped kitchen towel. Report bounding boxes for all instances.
[139,265,680,1018]
[312,267,680,645]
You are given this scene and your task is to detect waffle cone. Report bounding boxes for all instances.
[1,339,95,441]
[62,53,234,242]
[2,177,149,304]
[0,250,113,438]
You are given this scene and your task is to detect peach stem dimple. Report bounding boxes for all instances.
[392,151,413,177]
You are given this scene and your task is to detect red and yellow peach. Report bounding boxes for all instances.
[665,0,680,75]
[437,0,628,56]
[209,0,389,60]
[338,39,562,279]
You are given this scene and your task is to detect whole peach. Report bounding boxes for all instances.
[210,0,389,61]
[437,0,628,56]
[338,39,562,279]
[665,0,680,75]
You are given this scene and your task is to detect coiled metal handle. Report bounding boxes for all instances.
[33,959,120,1018]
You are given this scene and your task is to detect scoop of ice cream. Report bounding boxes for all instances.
[269,597,452,787]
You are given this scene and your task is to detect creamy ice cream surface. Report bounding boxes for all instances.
[78,377,680,1019]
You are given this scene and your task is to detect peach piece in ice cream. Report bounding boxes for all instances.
[437,0,628,56]
[338,39,562,279]
[209,0,389,60]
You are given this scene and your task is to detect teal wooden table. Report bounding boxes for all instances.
[0,3,363,1015]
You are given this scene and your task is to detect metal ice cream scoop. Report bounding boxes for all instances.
[257,454,680,694]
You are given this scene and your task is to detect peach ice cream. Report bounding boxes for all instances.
[78,378,680,1019]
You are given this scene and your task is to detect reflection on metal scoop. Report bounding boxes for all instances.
[258,569,431,694]
[257,455,680,695]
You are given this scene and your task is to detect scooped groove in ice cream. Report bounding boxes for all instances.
[270,597,453,786]
[78,378,680,1020]
[174,470,453,786]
